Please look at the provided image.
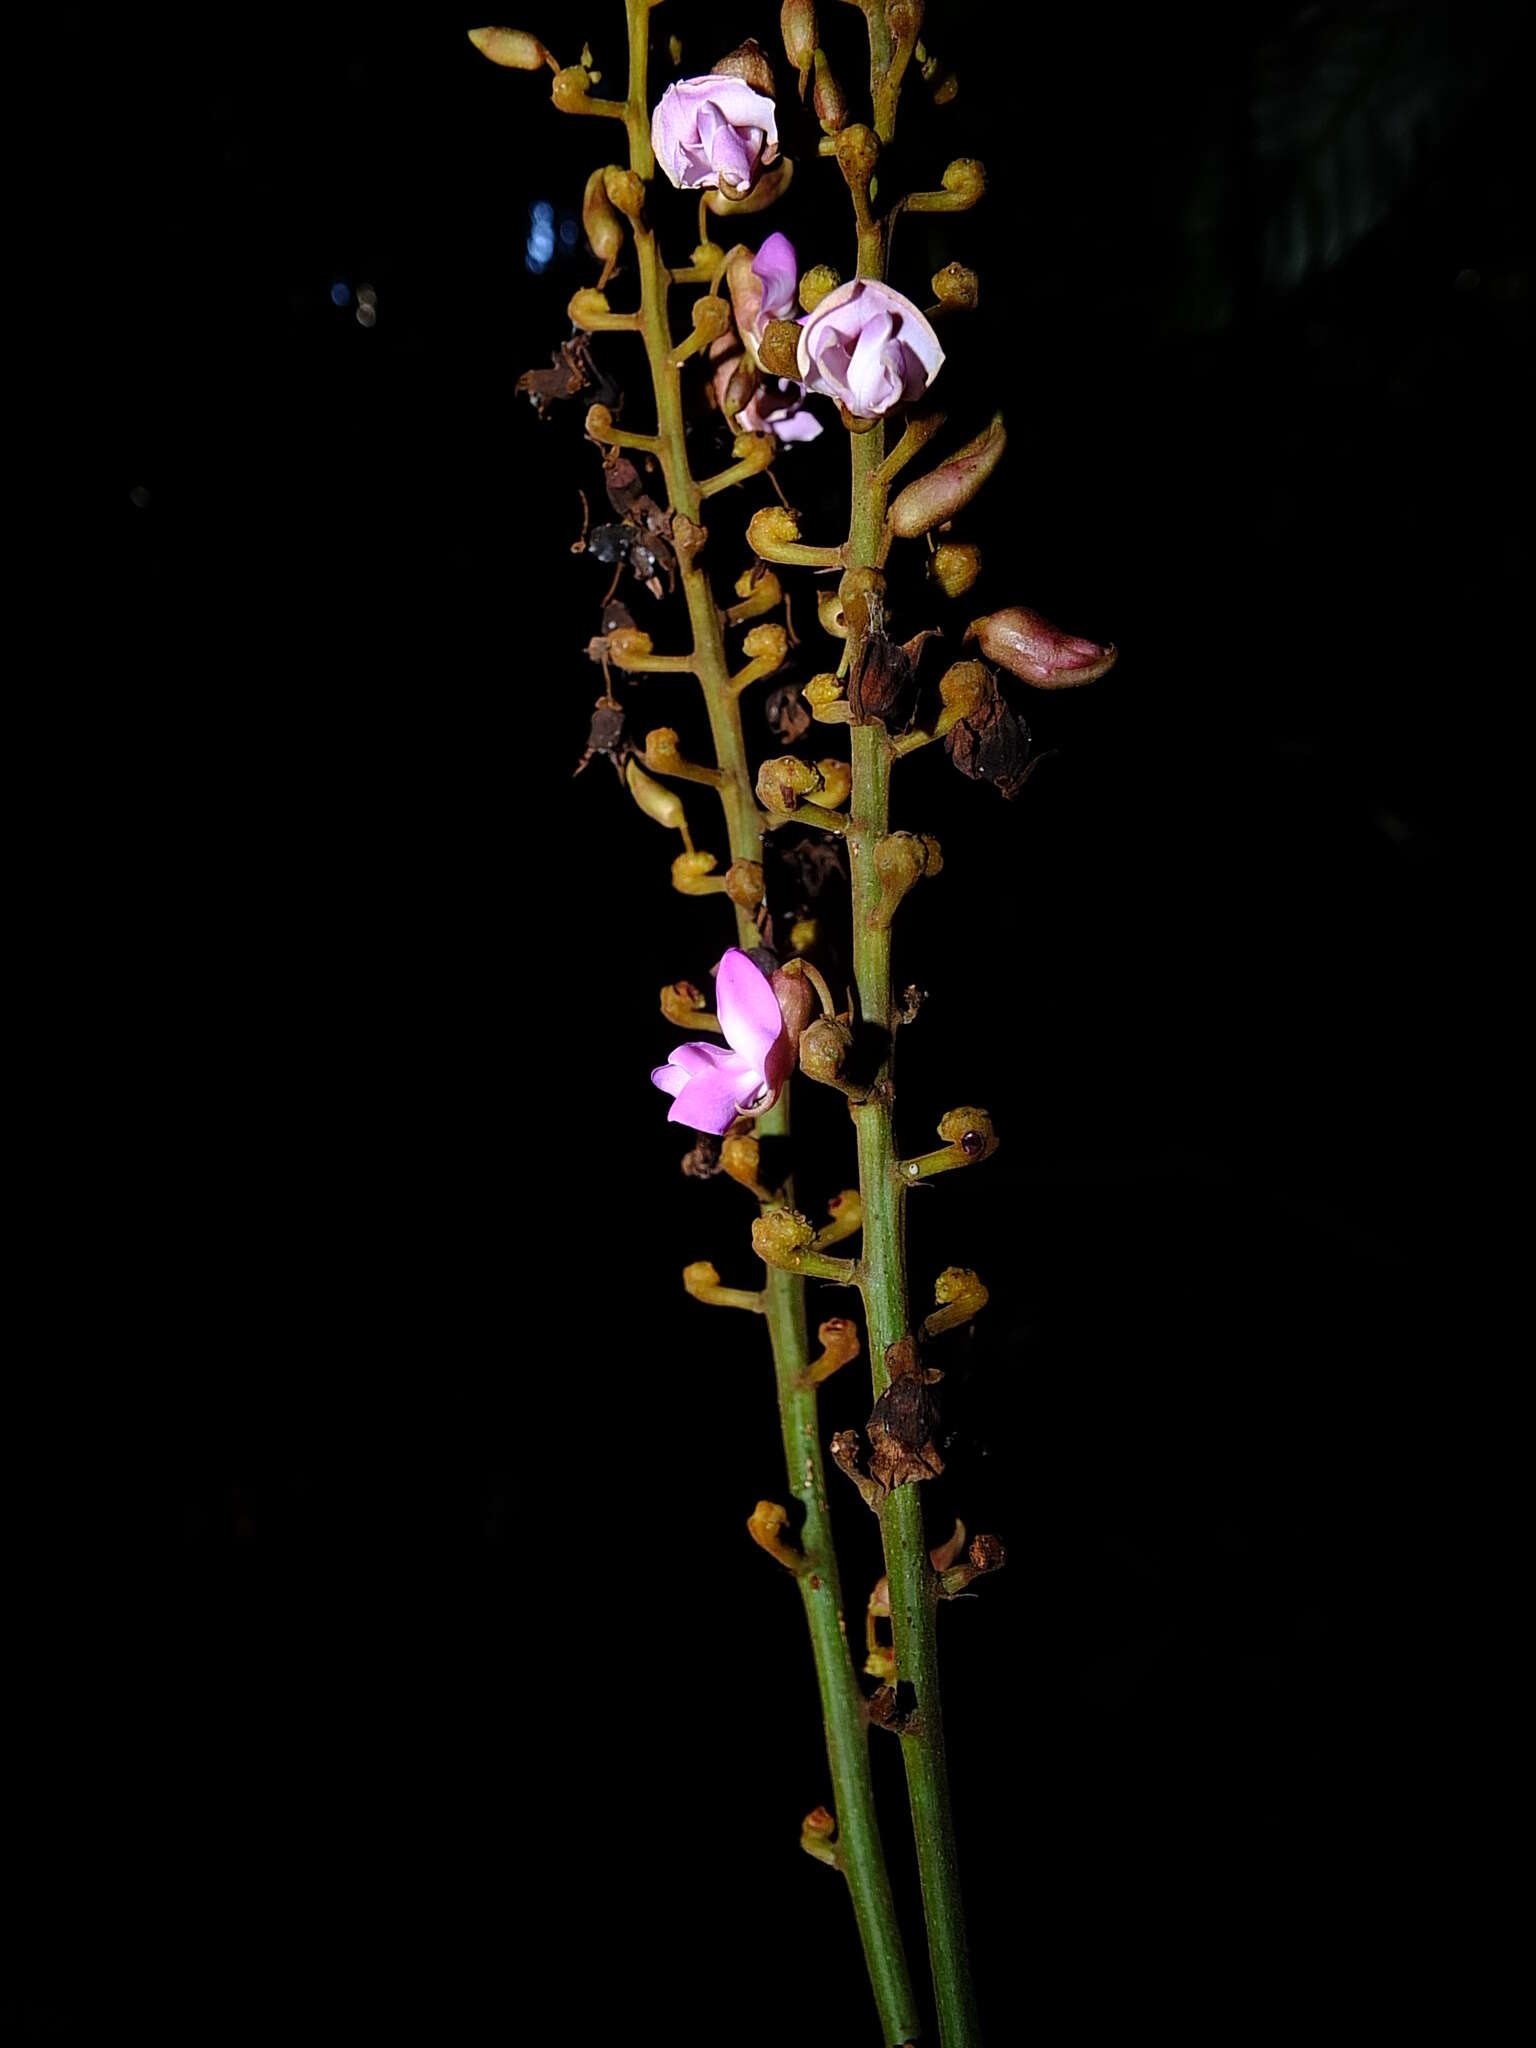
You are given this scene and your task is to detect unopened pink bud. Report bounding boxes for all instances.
[651,74,780,194]
[965,607,1117,688]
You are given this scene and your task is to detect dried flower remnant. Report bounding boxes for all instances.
[651,947,792,1134]
[652,74,780,193]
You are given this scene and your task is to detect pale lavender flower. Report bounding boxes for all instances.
[796,278,944,419]
[738,380,823,442]
[651,948,792,1134]
[651,75,779,193]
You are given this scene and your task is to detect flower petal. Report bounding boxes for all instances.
[651,1062,691,1098]
[667,1049,765,1134]
[751,232,799,323]
[715,948,788,1072]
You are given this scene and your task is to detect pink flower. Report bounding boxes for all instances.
[796,278,944,419]
[651,948,793,1134]
[651,76,779,194]
[738,381,823,442]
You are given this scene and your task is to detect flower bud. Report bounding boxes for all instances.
[582,168,625,270]
[731,566,782,618]
[726,858,766,911]
[568,286,616,331]
[929,67,959,106]
[816,591,849,640]
[788,916,819,953]
[551,65,593,110]
[671,850,723,895]
[887,411,1006,538]
[922,1265,989,1337]
[941,157,986,204]
[602,166,646,222]
[747,505,802,558]
[805,674,848,721]
[937,1533,1006,1598]
[937,659,995,727]
[721,1132,768,1195]
[606,626,655,667]
[756,317,802,379]
[929,541,982,600]
[816,1189,863,1247]
[781,1,818,87]
[805,1316,861,1385]
[797,263,841,313]
[713,39,777,97]
[757,755,823,813]
[689,294,733,347]
[770,965,818,1049]
[810,758,851,810]
[660,979,711,1028]
[801,1803,837,1840]
[965,607,1117,687]
[813,50,850,134]
[937,1105,998,1163]
[873,831,941,925]
[833,123,880,186]
[741,622,788,668]
[626,757,686,831]
[930,261,979,310]
[746,1499,802,1573]
[752,1207,816,1267]
[468,28,551,69]
[798,1016,853,1085]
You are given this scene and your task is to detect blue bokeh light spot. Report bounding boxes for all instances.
[330,281,351,307]
[559,217,579,248]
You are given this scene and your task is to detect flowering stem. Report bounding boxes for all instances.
[617,8,919,2041]
[841,21,982,2048]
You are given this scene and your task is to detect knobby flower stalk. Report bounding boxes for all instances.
[476,6,1117,2041]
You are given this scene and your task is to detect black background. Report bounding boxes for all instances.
[31,2,1523,2039]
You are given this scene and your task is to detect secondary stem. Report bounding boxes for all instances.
[620,8,918,2040]
[842,28,982,2044]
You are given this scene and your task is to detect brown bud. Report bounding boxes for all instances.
[887,412,1007,539]
[929,542,982,600]
[812,49,848,133]
[550,65,592,110]
[757,318,802,379]
[689,295,733,346]
[582,168,624,269]
[756,755,823,813]
[834,123,880,188]
[725,858,765,911]
[770,965,818,1049]
[781,0,818,84]
[930,67,959,105]
[797,263,841,313]
[799,1016,853,1085]
[720,1132,766,1194]
[712,39,776,98]
[801,1803,837,1840]
[931,261,979,310]
[965,607,1117,688]
[601,166,646,223]
[722,355,761,421]
[660,980,710,1028]
[941,157,986,203]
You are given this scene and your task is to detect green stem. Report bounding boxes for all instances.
[841,20,982,2041]
[620,8,918,2041]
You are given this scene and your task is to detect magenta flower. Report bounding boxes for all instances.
[651,76,780,194]
[796,278,944,419]
[651,948,793,1134]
